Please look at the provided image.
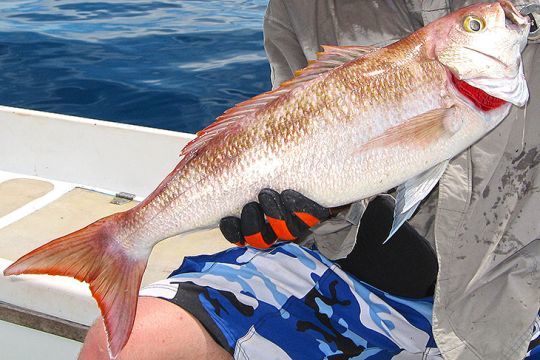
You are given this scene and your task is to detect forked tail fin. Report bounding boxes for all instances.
[3,212,149,358]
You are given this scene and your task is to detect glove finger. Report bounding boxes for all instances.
[281,189,330,228]
[258,189,308,240]
[241,202,277,249]
[219,216,245,246]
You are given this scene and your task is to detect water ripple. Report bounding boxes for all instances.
[0,0,271,133]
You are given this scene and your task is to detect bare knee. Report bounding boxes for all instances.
[79,297,231,360]
[79,317,110,360]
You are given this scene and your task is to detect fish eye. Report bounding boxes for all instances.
[463,15,485,32]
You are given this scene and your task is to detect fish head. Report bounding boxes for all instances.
[431,0,530,106]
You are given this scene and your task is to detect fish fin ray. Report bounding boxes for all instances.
[3,213,149,358]
[384,160,449,243]
[284,45,378,87]
[179,45,378,164]
[361,107,456,151]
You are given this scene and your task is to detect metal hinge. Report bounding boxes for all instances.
[111,192,135,205]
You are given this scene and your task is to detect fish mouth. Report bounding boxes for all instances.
[500,0,530,29]
[500,0,531,52]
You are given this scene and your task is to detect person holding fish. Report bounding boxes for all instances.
[7,1,538,359]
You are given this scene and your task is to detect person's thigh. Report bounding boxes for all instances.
[142,244,437,358]
[79,297,232,360]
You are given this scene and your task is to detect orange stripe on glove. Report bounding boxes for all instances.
[219,189,331,249]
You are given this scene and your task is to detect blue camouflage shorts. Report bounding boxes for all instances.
[141,243,442,359]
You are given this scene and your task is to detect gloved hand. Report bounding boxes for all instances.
[219,189,331,249]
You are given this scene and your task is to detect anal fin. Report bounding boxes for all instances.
[385,160,449,242]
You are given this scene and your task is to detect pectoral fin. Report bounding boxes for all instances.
[384,160,449,243]
[361,107,458,151]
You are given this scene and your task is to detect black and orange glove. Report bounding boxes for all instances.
[219,189,331,249]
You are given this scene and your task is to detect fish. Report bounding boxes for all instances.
[3,0,531,357]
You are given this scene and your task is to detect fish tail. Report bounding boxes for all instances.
[3,212,149,358]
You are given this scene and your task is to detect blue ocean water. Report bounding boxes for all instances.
[0,0,271,133]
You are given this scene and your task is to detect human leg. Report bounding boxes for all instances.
[141,243,438,359]
[79,296,231,360]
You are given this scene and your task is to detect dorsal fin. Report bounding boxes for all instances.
[179,45,378,165]
[283,45,378,87]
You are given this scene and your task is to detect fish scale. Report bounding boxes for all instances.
[3,1,531,357]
